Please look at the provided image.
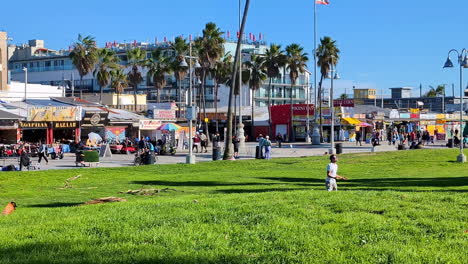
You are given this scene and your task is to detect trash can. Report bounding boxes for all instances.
[335,143,343,154]
[212,148,221,161]
[447,139,454,148]
[255,146,261,159]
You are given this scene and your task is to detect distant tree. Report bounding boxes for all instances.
[69,35,98,98]
[146,48,173,103]
[339,93,348,99]
[243,54,267,139]
[316,36,340,142]
[285,43,309,141]
[94,48,119,104]
[263,44,286,136]
[126,48,146,110]
[425,85,445,97]
[171,36,189,114]
[110,68,128,108]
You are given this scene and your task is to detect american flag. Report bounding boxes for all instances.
[316,0,330,5]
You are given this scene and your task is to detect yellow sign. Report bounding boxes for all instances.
[53,122,78,128]
[28,107,81,122]
[410,108,420,114]
[204,118,209,123]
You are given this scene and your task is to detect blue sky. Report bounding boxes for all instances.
[1,0,468,97]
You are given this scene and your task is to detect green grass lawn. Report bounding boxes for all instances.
[0,149,467,264]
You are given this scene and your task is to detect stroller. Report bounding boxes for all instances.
[49,146,64,160]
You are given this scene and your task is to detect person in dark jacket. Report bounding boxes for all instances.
[19,147,30,171]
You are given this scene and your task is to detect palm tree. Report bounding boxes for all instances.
[69,34,98,99]
[263,44,286,136]
[213,53,233,132]
[285,43,309,142]
[425,85,445,97]
[126,48,146,110]
[339,93,348,99]
[94,48,119,104]
[171,36,189,115]
[146,48,172,103]
[194,22,225,138]
[316,36,340,142]
[110,68,128,108]
[243,54,267,139]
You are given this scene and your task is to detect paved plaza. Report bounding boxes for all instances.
[0,141,450,171]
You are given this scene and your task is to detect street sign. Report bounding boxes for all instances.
[185,106,197,121]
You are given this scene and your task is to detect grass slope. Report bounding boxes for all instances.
[0,149,467,264]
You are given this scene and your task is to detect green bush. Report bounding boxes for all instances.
[83,150,99,162]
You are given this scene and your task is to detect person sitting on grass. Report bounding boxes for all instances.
[326,154,348,191]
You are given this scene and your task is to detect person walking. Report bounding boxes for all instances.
[257,134,265,159]
[199,132,208,153]
[263,136,272,159]
[37,142,48,164]
[232,135,240,159]
[325,154,347,191]
[275,133,283,148]
[355,131,362,146]
[19,147,30,171]
[192,134,201,153]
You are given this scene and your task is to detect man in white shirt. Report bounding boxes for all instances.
[326,154,347,191]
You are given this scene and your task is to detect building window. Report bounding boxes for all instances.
[45,61,51,67]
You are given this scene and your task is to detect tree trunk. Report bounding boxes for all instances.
[202,73,210,145]
[177,79,181,118]
[318,75,324,142]
[251,90,255,140]
[134,83,138,111]
[234,94,237,134]
[224,0,250,160]
[268,77,272,137]
[80,76,83,99]
[289,81,294,142]
[117,91,120,109]
[99,84,103,105]
[215,81,219,132]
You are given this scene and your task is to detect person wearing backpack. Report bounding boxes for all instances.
[37,141,48,164]
[263,136,272,160]
[19,146,30,171]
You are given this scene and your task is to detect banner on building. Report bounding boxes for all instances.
[19,121,49,129]
[53,122,79,129]
[28,106,82,122]
[333,99,354,107]
[81,111,109,127]
[139,120,162,130]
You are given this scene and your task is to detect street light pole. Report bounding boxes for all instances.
[443,48,468,162]
[330,63,335,154]
[23,67,27,101]
[185,41,196,164]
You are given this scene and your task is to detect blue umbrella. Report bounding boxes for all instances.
[158,123,182,131]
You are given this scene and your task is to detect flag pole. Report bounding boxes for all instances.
[311,0,320,145]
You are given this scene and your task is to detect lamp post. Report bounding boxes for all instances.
[23,67,28,101]
[181,41,201,164]
[443,48,468,162]
[327,61,340,154]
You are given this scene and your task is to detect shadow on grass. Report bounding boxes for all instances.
[258,176,468,189]
[216,188,310,194]
[0,243,254,264]
[27,202,82,208]
[131,180,281,187]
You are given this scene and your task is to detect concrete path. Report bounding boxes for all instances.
[0,141,449,171]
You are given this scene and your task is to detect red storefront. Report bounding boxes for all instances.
[270,104,315,141]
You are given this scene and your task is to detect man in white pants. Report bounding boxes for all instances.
[326,154,347,191]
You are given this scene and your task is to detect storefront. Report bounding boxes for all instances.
[270,104,315,141]
[80,109,109,141]
[24,104,82,144]
[139,120,162,139]
[0,110,23,144]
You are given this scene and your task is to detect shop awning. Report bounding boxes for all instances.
[342,117,361,125]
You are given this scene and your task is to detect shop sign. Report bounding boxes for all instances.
[139,120,162,130]
[53,122,78,129]
[154,109,176,120]
[28,106,82,122]
[389,110,399,119]
[333,99,354,107]
[0,120,18,129]
[399,113,410,119]
[81,111,109,127]
[19,121,49,128]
